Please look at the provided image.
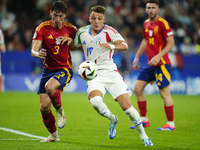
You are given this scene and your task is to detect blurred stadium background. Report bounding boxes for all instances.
[0,0,200,95]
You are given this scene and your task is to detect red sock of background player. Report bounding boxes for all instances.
[42,110,56,133]
[164,105,175,127]
[49,89,61,110]
[137,101,148,122]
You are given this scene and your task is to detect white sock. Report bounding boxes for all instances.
[90,96,116,122]
[51,130,58,137]
[167,121,175,127]
[141,116,148,122]
[124,106,148,139]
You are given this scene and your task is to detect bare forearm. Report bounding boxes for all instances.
[135,39,147,58]
[31,50,39,58]
[157,36,174,58]
[0,44,6,53]
[113,42,128,51]
[31,40,46,59]
[69,41,78,51]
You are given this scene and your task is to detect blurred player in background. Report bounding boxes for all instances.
[0,28,6,92]
[74,5,153,146]
[31,1,77,142]
[130,0,175,131]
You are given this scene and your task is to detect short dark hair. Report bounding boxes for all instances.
[90,5,106,15]
[145,0,159,6]
[51,1,67,14]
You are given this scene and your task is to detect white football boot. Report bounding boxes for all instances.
[56,107,66,129]
[40,131,60,142]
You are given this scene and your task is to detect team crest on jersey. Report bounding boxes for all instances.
[96,37,101,45]
[154,26,159,35]
[149,30,153,37]
[55,38,61,45]
[64,33,69,37]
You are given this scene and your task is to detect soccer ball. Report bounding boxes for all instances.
[78,60,98,81]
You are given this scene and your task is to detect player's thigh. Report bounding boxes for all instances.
[159,85,171,96]
[38,68,72,94]
[155,64,171,88]
[159,85,173,105]
[45,77,61,94]
[88,90,104,100]
[134,80,148,92]
[53,68,73,91]
[116,93,132,111]
[87,81,106,99]
[137,63,156,83]
[106,72,132,100]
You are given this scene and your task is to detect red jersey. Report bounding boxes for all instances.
[143,16,173,66]
[33,20,77,70]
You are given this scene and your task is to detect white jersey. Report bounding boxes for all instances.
[74,24,125,70]
[74,24,132,98]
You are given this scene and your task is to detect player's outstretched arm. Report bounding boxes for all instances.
[31,40,47,59]
[59,36,78,51]
[99,40,128,51]
[113,40,128,51]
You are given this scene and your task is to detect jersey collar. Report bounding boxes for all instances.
[89,24,105,36]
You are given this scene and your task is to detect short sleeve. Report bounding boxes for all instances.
[74,30,83,47]
[106,26,124,43]
[32,23,44,41]
[160,20,173,39]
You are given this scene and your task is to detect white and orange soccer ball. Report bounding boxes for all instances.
[78,60,98,81]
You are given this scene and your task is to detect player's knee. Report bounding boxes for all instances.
[134,86,143,95]
[90,96,103,112]
[40,103,51,115]
[39,96,51,114]
[159,89,167,99]
[90,96,102,107]
[122,103,132,111]
[160,91,171,103]
[45,84,54,95]
[160,91,164,99]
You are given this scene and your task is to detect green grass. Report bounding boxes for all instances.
[0,92,199,150]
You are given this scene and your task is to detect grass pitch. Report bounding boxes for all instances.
[0,92,199,150]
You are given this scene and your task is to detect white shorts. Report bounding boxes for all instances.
[87,69,132,99]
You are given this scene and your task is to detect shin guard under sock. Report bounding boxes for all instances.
[50,89,61,110]
[42,110,56,133]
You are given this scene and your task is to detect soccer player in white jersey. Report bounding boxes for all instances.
[73,5,153,146]
[0,29,6,92]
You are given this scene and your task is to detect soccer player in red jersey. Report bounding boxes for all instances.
[31,1,77,142]
[130,0,176,131]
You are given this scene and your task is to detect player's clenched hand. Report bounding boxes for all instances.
[38,49,47,59]
[133,57,139,70]
[59,36,73,45]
